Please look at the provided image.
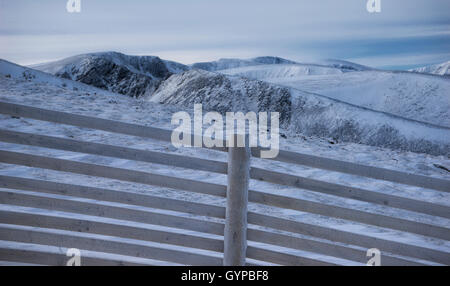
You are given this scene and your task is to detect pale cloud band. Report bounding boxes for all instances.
[0,0,449,69]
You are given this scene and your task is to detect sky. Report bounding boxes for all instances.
[0,0,449,69]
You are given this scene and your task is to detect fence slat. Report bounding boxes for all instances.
[246,246,339,266]
[246,228,427,266]
[2,129,447,219]
[1,101,449,265]
[0,175,225,219]
[256,148,450,193]
[250,167,450,219]
[247,212,450,265]
[0,101,226,151]
[248,190,450,240]
[0,129,227,174]
[0,224,223,266]
[1,207,361,266]
[0,205,424,265]
[0,207,223,253]
[1,151,448,240]
[1,101,448,191]
[0,150,227,198]
[0,189,225,236]
[0,240,172,266]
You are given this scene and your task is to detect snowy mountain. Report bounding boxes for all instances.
[222,66,450,128]
[151,69,292,124]
[151,68,450,155]
[410,61,450,76]
[31,52,189,97]
[221,64,344,79]
[190,57,371,73]
[316,59,372,72]
[190,56,298,71]
[3,56,449,155]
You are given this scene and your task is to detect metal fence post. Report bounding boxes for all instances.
[223,136,251,266]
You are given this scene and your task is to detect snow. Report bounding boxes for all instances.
[221,64,343,79]
[315,59,372,72]
[0,59,449,265]
[152,68,450,156]
[189,56,298,71]
[31,51,189,78]
[411,61,450,76]
[221,66,450,129]
[29,52,189,98]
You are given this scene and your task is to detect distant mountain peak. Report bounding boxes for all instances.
[31,52,189,97]
[410,61,450,76]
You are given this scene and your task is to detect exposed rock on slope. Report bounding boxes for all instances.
[223,65,450,128]
[150,69,292,124]
[149,68,450,155]
[410,61,450,76]
[32,52,189,97]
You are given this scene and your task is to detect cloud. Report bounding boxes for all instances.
[0,0,449,68]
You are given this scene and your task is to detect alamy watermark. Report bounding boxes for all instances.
[66,0,81,13]
[367,0,381,13]
[366,248,381,266]
[171,104,280,159]
[66,248,81,266]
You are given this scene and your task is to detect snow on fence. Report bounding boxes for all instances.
[0,101,449,266]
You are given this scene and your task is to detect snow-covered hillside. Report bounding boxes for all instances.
[190,56,298,71]
[221,64,344,79]
[31,52,189,98]
[222,66,450,128]
[316,59,372,72]
[411,61,450,76]
[151,69,292,124]
[1,59,449,266]
[153,68,450,155]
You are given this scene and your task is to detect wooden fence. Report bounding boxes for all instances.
[0,101,449,266]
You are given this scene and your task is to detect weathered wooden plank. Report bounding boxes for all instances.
[246,246,339,266]
[0,150,227,198]
[246,228,427,266]
[0,224,224,265]
[250,167,450,219]
[248,212,450,265]
[0,208,224,253]
[0,175,226,219]
[253,147,450,193]
[0,240,182,266]
[0,129,228,174]
[1,100,447,192]
[1,207,360,266]
[0,101,226,151]
[1,127,447,219]
[0,189,225,236]
[1,150,448,240]
[0,204,428,266]
[248,190,450,240]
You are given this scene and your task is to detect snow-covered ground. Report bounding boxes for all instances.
[222,67,450,128]
[411,61,450,76]
[0,59,449,265]
[153,67,450,156]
